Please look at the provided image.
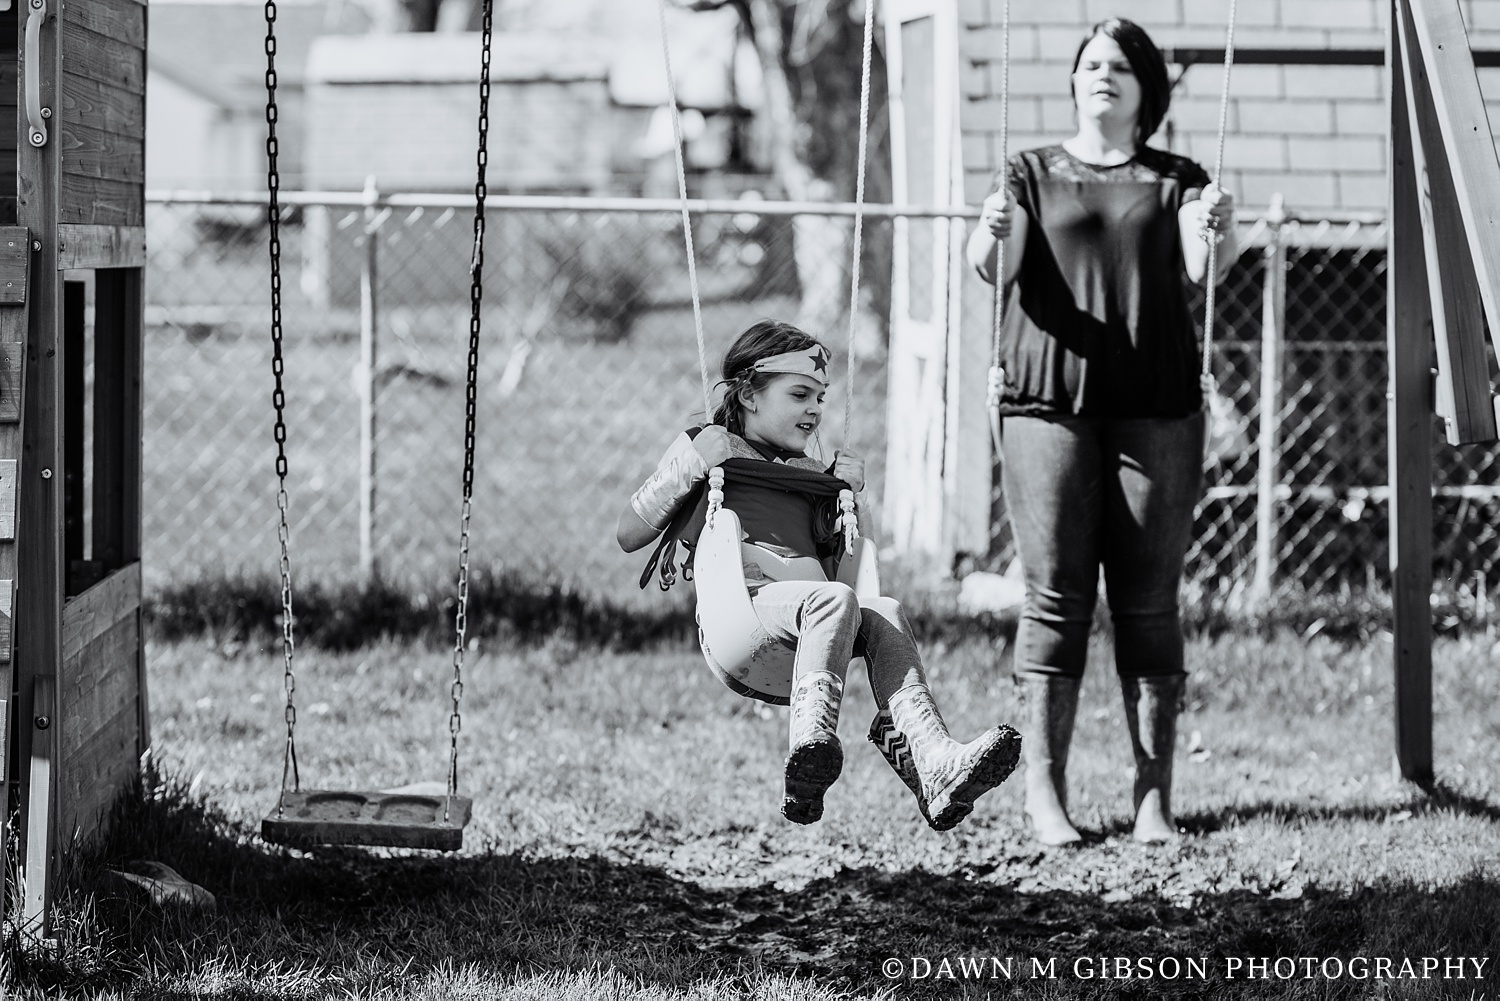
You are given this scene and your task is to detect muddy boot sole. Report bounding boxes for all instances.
[782,738,844,825]
[925,726,1023,832]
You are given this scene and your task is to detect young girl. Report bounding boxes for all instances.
[618,319,1021,830]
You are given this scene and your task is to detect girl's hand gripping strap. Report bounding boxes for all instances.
[631,440,710,531]
[838,489,858,553]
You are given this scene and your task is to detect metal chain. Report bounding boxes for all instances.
[448,0,492,815]
[842,0,876,447]
[657,0,713,419]
[264,0,299,812]
[1201,0,1237,391]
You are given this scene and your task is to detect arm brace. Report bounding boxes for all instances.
[631,440,710,531]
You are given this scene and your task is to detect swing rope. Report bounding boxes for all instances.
[842,0,877,445]
[445,0,494,820]
[985,0,1011,452]
[1200,0,1237,394]
[263,0,299,814]
[656,0,713,420]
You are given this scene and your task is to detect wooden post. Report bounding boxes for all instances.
[1388,0,1435,785]
[359,176,379,582]
[1252,195,1287,603]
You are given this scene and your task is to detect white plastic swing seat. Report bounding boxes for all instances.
[694,506,881,705]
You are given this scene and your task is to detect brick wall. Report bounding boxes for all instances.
[959,0,1500,216]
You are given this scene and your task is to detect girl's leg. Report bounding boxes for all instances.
[858,597,1021,831]
[1000,414,1105,845]
[750,580,862,824]
[1099,414,1203,843]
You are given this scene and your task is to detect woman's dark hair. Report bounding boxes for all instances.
[1071,18,1172,144]
[710,319,822,434]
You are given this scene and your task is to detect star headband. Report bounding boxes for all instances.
[751,345,832,385]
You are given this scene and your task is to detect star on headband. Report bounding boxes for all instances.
[753,345,832,385]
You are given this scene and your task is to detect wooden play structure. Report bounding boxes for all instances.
[0,0,148,933]
[1385,0,1500,785]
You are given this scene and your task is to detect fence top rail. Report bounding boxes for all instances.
[145,189,1390,232]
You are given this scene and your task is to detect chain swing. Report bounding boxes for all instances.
[664,0,881,705]
[257,0,492,851]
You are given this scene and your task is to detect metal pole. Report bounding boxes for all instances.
[1253,194,1287,602]
[359,176,380,582]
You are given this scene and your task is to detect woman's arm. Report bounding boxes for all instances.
[1180,182,1237,285]
[966,188,1028,287]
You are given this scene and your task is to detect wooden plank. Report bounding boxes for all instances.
[60,176,142,228]
[54,23,143,96]
[1389,3,1436,786]
[1397,0,1495,444]
[61,0,145,49]
[60,616,137,751]
[58,225,144,270]
[61,72,145,142]
[22,676,55,937]
[0,228,27,304]
[61,562,139,661]
[94,272,142,566]
[58,121,143,187]
[1406,0,1500,400]
[0,580,12,664]
[58,699,135,845]
[0,342,23,423]
[262,790,472,851]
[0,459,16,539]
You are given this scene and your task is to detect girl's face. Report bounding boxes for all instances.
[742,373,826,453]
[1072,34,1143,135]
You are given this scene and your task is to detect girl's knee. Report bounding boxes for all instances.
[802,582,860,625]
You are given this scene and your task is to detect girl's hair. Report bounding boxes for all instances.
[1071,18,1172,145]
[710,319,822,434]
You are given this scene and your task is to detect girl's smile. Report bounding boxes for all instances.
[742,373,826,453]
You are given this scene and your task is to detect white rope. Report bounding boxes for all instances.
[1201,0,1237,390]
[657,0,713,419]
[843,0,877,444]
[986,0,1011,426]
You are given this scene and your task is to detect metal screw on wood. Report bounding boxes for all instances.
[40,468,51,479]
[34,715,49,730]
[31,241,40,251]
[40,108,49,120]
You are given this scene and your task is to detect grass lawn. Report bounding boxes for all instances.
[10,629,1499,999]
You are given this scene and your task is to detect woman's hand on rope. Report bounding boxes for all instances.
[1198,183,1235,240]
[979,188,1017,239]
[833,450,866,495]
[692,425,734,468]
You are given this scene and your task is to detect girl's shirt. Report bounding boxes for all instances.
[996,144,1211,419]
[650,430,825,560]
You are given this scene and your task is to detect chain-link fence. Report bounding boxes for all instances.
[143,192,1500,609]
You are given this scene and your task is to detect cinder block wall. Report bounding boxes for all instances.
[959,0,1500,216]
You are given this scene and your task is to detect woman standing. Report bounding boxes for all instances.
[965,18,1235,845]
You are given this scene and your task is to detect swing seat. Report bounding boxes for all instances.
[260,787,472,851]
[694,506,881,705]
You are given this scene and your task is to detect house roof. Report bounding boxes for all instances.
[149,0,371,110]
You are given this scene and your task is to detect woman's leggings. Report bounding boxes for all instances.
[750,581,926,706]
[999,413,1204,681]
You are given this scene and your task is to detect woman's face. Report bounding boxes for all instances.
[1072,33,1143,135]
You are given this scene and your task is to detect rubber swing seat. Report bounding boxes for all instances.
[260,789,472,851]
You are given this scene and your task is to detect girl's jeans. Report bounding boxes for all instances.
[1000,413,1203,681]
[750,582,927,705]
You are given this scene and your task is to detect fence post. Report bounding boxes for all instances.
[1253,194,1288,602]
[359,176,380,582]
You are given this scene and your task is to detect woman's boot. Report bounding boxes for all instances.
[871,684,1022,831]
[1121,674,1184,843]
[1021,675,1083,846]
[782,671,845,824]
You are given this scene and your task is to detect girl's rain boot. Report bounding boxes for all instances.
[782,671,845,824]
[1021,675,1083,846]
[872,684,1022,831]
[1121,674,1185,843]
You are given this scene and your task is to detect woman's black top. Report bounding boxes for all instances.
[996,144,1211,419]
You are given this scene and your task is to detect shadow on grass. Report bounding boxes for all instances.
[9,771,1499,999]
[1168,780,1500,836]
